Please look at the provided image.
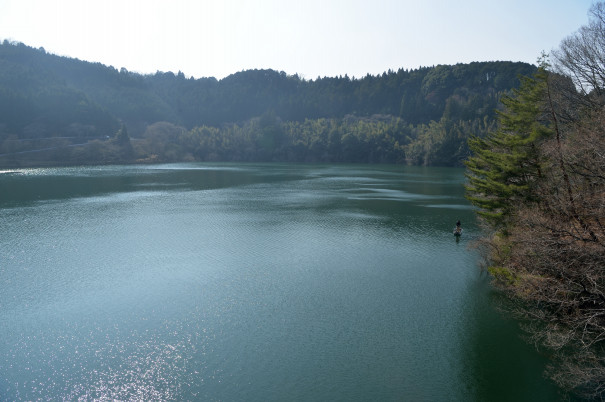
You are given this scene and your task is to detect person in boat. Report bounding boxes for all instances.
[454,220,462,235]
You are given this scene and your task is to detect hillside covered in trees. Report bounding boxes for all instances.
[0,40,535,167]
[465,2,605,399]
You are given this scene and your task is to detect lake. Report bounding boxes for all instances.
[0,163,561,401]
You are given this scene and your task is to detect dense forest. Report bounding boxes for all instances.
[466,3,605,399]
[0,40,535,167]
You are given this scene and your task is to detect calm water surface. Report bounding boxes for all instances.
[0,163,561,401]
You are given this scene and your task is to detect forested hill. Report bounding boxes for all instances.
[0,40,536,167]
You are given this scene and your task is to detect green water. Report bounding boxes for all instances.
[0,163,561,401]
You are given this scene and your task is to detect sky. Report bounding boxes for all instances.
[0,0,596,80]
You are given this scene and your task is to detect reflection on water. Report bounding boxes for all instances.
[0,163,561,400]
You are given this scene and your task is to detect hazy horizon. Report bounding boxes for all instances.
[0,0,595,80]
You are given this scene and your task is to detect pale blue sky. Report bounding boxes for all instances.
[0,0,596,79]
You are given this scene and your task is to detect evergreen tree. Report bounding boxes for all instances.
[113,123,134,159]
[465,67,553,229]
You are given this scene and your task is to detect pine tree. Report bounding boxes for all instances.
[465,67,553,229]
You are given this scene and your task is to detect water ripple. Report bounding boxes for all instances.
[0,164,555,401]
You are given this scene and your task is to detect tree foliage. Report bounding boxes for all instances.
[0,40,534,167]
[466,67,553,229]
[466,4,605,398]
